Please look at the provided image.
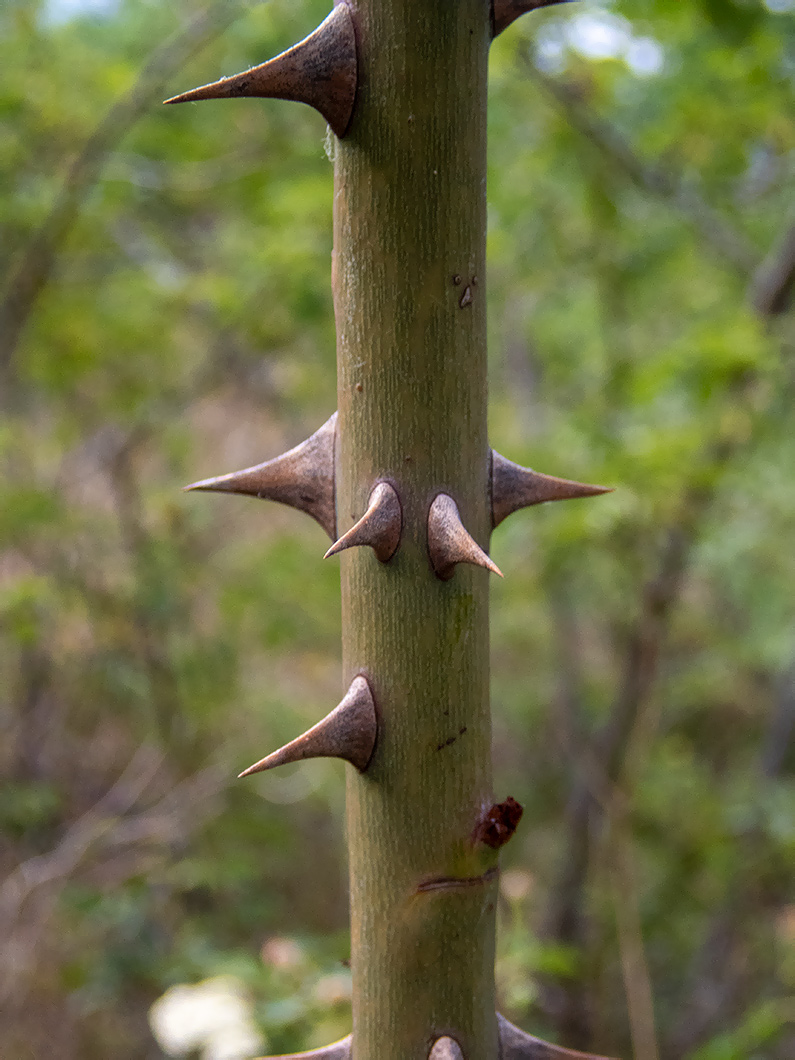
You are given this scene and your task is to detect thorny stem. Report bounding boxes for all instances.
[333,2,498,1057]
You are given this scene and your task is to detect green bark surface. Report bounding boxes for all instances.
[333,2,498,1057]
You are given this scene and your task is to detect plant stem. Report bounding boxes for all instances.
[333,2,498,1057]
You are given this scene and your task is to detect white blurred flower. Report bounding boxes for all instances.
[205,1022,264,1060]
[149,976,264,1060]
[313,972,352,1006]
[500,868,534,903]
[261,936,304,970]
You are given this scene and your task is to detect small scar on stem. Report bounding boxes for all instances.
[416,866,498,893]
[435,726,467,751]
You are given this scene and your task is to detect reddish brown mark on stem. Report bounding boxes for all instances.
[474,796,524,849]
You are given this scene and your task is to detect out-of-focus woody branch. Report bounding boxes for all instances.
[749,220,795,318]
[0,0,250,384]
[0,746,223,1006]
[532,44,795,1052]
[521,52,760,278]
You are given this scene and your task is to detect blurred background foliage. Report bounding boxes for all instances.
[1,0,794,1057]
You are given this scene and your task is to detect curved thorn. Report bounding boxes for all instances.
[498,1014,617,1059]
[184,412,337,539]
[239,675,377,777]
[429,1037,464,1060]
[428,494,503,582]
[164,3,358,138]
[324,482,402,563]
[492,0,575,38]
[254,1035,351,1060]
[491,450,612,530]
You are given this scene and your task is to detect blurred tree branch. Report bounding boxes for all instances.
[609,806,660,1060]
[669,661,795,1058]
[749,220,795,318]
[540,484,712,1049]
[0,0,249,385]
[522,54,760,278]
[1,746,223,1011]
[532,55,795,1049]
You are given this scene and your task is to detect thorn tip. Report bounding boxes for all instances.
[240,675,377,777]
[184,412,337,538]
[165,4,357,137]
[324,482,402,563]
[491,449,612,529]
[428,493,503,581]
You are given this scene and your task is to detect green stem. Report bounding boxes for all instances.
[333,2,497,1057]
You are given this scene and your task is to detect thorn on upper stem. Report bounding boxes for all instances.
[491,449,612,530]
[428,494,503,581]
[183,413,337,539]
[165,4,358,138]
[324,482,402,563]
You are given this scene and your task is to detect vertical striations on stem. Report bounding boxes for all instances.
[333,2,497,1057]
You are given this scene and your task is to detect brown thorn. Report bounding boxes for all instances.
[239,675,377,777]
[324,482,402,563]
[491,449,612,530]
[429,1038,464,1060]
[492,0,574,39]
[428,493,503,582]
[184,412,337,539]
[164,3,357,139]
[498,1014,617,1059]
[254,1035,351,1060]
